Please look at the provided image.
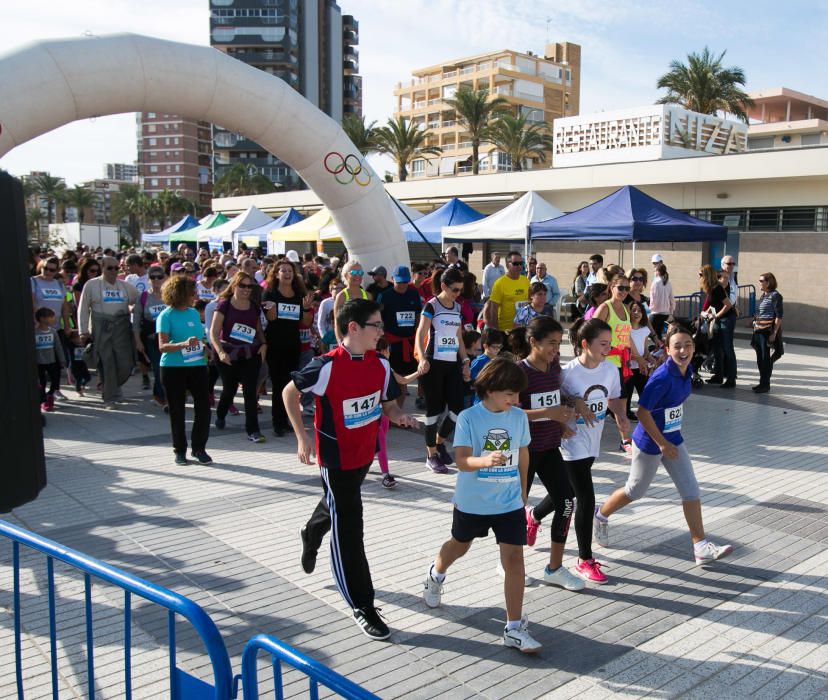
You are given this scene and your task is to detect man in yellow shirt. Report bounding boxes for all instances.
[484,251,528,332]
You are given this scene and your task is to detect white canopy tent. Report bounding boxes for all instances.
[441,192,564,254]
[197,205,274,248]
[319,195,424,240]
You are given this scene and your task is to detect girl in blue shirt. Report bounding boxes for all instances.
[595,326,733,566]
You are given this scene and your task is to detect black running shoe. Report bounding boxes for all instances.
[174,451,187,466]
[353,607,390,640]
[436,442,454,466]
[191,450,213,466]
[300,527,317,574]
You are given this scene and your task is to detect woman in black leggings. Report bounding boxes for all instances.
[414,268,471,474]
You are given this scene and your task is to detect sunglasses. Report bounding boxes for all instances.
[238,283,256,289]
[724,262,735,266]
[615,285,631,292]
[88,268,100,274]
[448,286,463,294]
[758,278,767,283]
[349,270,365,277]
[509,260,524,267]
[149,275,165,280]
[631,276,644,282]
[44,267,58,273]
[104,266,118,271]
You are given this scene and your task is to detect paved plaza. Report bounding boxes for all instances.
[2,338,827,699]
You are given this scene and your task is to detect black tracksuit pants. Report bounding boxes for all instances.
[305,465,374,611]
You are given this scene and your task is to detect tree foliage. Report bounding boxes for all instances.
[443,87,509,174]
[375,116,442,182]
[487,113,553,172]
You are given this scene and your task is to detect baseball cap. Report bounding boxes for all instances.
[651,254,663,263]
[369,265,387,277]
[285,250,300,263]
[391,265,411,283]
[170,262,184,271]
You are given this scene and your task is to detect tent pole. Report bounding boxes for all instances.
[387,192,441,260]
[632,240,636,268]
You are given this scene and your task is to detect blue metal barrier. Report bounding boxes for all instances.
[736,284,756,319]
[240,634,380,700]
[674,286,755,323]
[673,292,703,321]
[1,519,234,700]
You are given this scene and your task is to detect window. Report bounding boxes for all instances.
[148,138,157,146]
[174,137,180,145]
[147,112,156,118]
[175,165,181,173]
[166,178,172,186]
[747,136,774,150]
[150,178,158,187]
[166,165,171,173]
[801,133,821,146]
[781,207,816,231]
[411,159,425,176]
[165,137,171,145]
[175,178,181,187]
[147,124,156,133]
[149,165,158,173]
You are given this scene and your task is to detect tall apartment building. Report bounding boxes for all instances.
[746,87,828,151]
[393,43,581,178]
[209,0,362,189]
[136,113,213,215]
[103,162,138,182]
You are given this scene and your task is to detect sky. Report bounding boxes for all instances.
[1,0,826,186]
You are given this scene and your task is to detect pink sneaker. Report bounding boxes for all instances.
[525,506,541,547]
[620,440,633,455]
[574,558,608,584]
[228,404,240,416]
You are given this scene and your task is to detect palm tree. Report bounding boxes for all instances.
[656,47,755,123]
[27,207,45,241]
[155,189,192,228]
[110,184,144,240]
[342,114,379,155]
[32,173,67,224]
[66,184,96,223]
[374,116,442,182]
[487,113,554,172]
[443,86,509,174]
[213,163,278,197]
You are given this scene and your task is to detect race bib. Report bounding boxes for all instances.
[102,289,125,304]
[299,327,312,345]
[277,303,301,321]
[181,342,204,363]
[40,287,63,300]
[664,405,683,433]
[229,323,255,344]
[514,300,529,310]
[530,390,560,422]
[396,310,416,328]
[576,397,607,424]
[199,289,215,301]
[73,347,85,361]
[149,304,166,319]
[342,391,381,429]
[35,332,54,350]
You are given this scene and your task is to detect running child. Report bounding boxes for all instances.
[68,332,92,396]
[375,337,421,489]
[34,308,66,412]
[594,325,733,565]
[423,357,542,654]
[518,316,580,590]
[283,299,418,641]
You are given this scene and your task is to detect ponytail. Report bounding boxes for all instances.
[569,317,612,356]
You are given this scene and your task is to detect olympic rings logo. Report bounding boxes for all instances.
[324,151,373,187]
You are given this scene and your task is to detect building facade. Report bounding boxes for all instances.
[393,43,581,178]
[747,87,828,151]
[103,162,138,182]
[136,112,213,215]
[209,0,362,189]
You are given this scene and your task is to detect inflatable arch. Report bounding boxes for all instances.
[0,34,409,273]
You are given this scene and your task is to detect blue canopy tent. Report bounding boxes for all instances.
[529,185,726,265]
[141,214,199,247]
[401,198,484,243]
[233,208,305,249]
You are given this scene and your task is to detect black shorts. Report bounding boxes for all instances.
[389,342,417,377]
[451,507,526,546]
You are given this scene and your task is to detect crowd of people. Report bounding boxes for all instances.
[29,239,785,650]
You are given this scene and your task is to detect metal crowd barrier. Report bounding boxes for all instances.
[1,520,373,700]
[673,285,755,323]
[240,634,380,700]
[673,292,703,321]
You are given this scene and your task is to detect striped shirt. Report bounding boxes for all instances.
[519,358,563,451]
[756,290,783,321]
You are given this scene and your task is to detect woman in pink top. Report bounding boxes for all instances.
[649,263,674,339]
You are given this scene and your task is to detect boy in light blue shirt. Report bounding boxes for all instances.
[422,357,542,653]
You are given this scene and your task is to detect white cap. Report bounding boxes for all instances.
[651,254,663,263]
[285,250,300,263]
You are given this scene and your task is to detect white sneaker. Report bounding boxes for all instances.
[496,562,531,586]
[503,617,542,654]
[54,390,68,401]
[694,541,733,565]
[423,569,443,608]
[593,512,609,548]
[542,565,585,591]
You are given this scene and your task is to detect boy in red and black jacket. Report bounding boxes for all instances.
[283,298,418,641]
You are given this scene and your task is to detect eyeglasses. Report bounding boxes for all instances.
[630,276,644,282]
[237,283,256,289]
[149,275,165,280]
[349,270,365,277]
[615,285,631,292]
[448,286,462,294]
[104,266,118,271]
[724,262,735,266]
[362,322,384,331]
[44,267,58,273]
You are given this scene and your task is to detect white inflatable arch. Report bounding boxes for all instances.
[0,34,408,272]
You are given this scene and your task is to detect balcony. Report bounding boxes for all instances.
[443,69,458,79]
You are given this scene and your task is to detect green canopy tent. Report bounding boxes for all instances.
[168,212,229,245]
